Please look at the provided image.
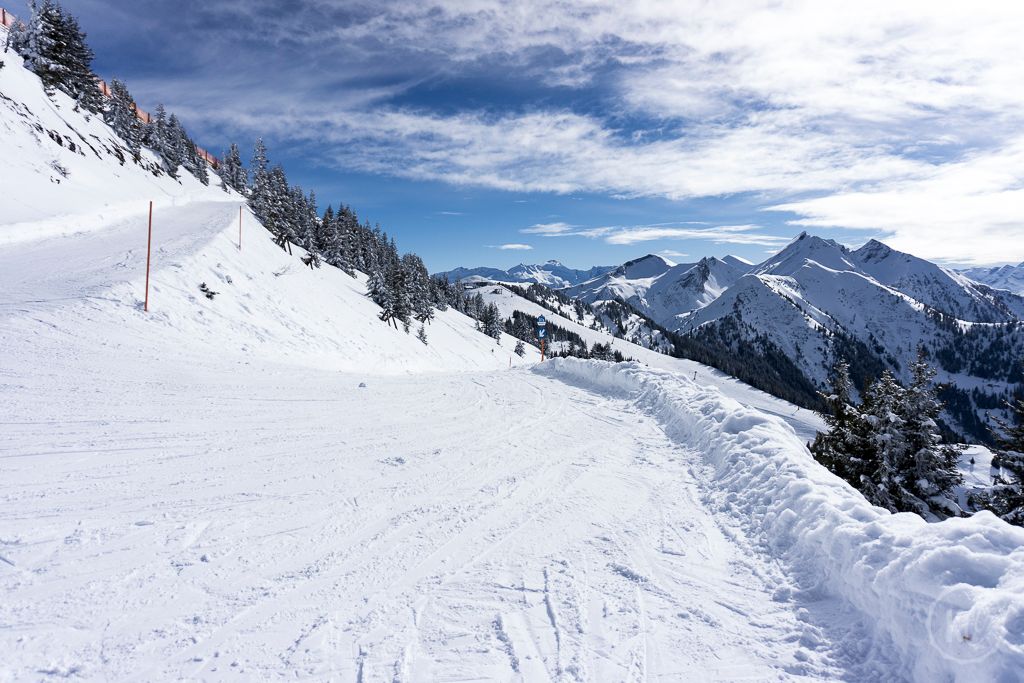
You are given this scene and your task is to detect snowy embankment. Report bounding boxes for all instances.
[536,358,1024,682]
[482,283,827,440]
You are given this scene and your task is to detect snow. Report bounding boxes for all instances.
[2,359,862,681]
[537,358,1024,683]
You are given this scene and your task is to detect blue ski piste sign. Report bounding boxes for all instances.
[537,315,547,361]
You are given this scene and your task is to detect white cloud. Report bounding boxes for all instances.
[600,224,790,247]
[159,0,1024,264]
[521,222,576,235]
[493,243,533,250]
[769,137,1024,265]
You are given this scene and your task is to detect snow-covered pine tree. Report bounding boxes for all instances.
[810,359,876,487]
[859,370,908,513]
[161,114,187,178]
[104,79,141,158]
[267,166,296,250]
[59,9,102,113]
[318,206,341,267]
[217,143,247,194]
[141,103,163,150]
[984,397,1024,526]
[417,325,428,345]
[387,260,412,330]
[14,1,101,112]
[182,133,209,185]
[249,139,271,222]
[368,261,408,329]
[15,1,66,95]
[514,340,526,357]
[367,267,392,321]
[480,303,502,341]
[900,353,963,517]
[299,190,320,267]
[400,254,433,324]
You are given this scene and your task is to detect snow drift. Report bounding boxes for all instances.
[536,358,1024,682]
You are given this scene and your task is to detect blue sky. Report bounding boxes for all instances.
[33,1,1024,270]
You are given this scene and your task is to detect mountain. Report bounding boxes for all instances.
[961,262,1024,296]
[437,260,613,287]
[853,239,1024,322]
[674,233,1024,440]
[566,254,749,328]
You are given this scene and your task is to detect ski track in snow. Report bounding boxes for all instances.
[0,337,854,681]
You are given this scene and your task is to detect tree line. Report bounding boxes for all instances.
[811,352,1023,526]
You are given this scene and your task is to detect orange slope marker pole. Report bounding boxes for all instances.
[144,201,153,312]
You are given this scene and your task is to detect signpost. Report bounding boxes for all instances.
[144,201,153,312]
[537,315,546,362]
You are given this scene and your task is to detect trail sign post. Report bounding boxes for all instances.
[537,315,547,361]
[144,201,153,312]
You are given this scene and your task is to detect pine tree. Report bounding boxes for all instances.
[17,1,68,95]
[810,359,876,487]
[217,143,247,194]
[514,340,526,357]
[161,114,186,178]
[298,190,320,267]
[480,303,502,341]
[104,78,141,157]
[900,353,963,517]
[267,165,295,250]
[983,398,1024,526]
[14,1,101,112]
[388,261,412,329]
[182,133,209,185]
[249,138,271,223]
[367,268,393,323]
[401,254,433,324]
[60,10,102,113]
[417,325,428,345]
[859,370,908,512]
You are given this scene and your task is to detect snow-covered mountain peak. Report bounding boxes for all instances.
[721,254,754,270]
[617,253,676,279]
[961,261,1024,296]
[754,232,855,276]
[438,261,614,287]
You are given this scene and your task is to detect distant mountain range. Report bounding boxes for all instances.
[446,237,1024,442]
[437,260,613,288]
[564,254,751,329]
[960,262,1024,296]
[672,234,1024,440]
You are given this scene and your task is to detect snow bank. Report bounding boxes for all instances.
[536,358,1024,683]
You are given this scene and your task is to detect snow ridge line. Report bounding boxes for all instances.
[534,358,1024,683]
